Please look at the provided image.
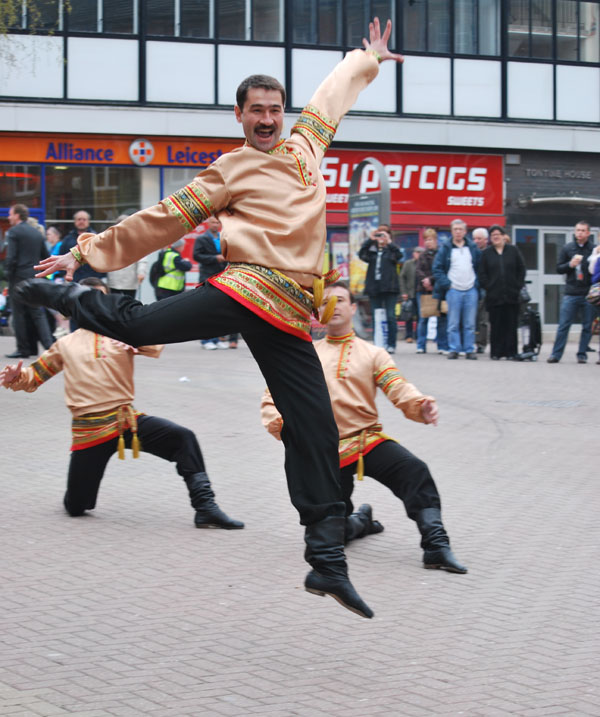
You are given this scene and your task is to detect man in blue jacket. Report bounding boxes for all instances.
[432,218,481,360]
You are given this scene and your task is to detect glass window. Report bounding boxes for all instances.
[45,166,142,236]
[428,0,450,51]
[293,1,316,43]
[403,1,426,51]
[147,0,174,36]
[531,0,553,58]
[34,0,60,30]
[181,0,211,38]
[103,0,134,34]
[557,0,579,59]
[543,231,567,273]
[218,0,246,40]
[509,0,531,56]
[0,165,42,208]
[402,0,449,53]
[293,0,341,45]
[455,0,500,55]
[579,1,600,61]
[346,0,369,47]
[253,0,281,41]
[320,0,341,44]
[515,227,538,270]
[544,283,564,323]
[68,0,98,32]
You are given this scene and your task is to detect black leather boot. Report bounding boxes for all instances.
[304,516,374,618]
[15,279,90,317]
[184,473,244,529]
[416,507,468,574]
[345,504,385,543]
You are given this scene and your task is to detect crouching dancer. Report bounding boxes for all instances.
[261,283,467,574]
[15,19,403,619]
[1,278,243,529]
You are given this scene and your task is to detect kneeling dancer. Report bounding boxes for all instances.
[16,18,404,618]
[2,278,243,529]
[262,282,467,573]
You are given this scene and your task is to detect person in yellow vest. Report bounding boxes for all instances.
[261,281,467,574]
[156,238,192,301]
[1,277,243,529]
[18,18,403,619]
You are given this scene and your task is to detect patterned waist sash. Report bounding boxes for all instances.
[71,405,143,456]
[339,424,395,480]
[209,263,340,341]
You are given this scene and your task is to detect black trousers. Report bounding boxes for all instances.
[69,282,344,525]
[339,441,441,521]
[64,414,205,515]
[488,303,519,358]
[10,287,54,354]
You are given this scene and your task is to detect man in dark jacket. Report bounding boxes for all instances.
[432,218,481,360]
[60,211,104,282]
[4,204,54,358]
[547,220,596,364]
[359,224,402,353]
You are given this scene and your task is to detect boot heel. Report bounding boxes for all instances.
[305,587,326,597]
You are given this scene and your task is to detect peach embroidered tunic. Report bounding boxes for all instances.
[262,332,433,468]
[72,50,380,340]
[6,329,163,450]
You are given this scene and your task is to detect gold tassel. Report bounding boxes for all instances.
[357,454,364,481]
[118,434,125,460]
[312,277,324,308]
[319,295,337,324]
[132,433,140,458]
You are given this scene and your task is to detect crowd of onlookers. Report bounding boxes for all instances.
[2,206,599,364]
[360,217,600,364]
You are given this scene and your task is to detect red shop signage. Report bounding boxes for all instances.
[322,149,504,216]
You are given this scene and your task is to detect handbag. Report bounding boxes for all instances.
[519,285,531,304]
[419,294,439,318]
[398,298,414,322]
[586,282,600,306]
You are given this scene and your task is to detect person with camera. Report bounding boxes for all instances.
[359,224,402,353]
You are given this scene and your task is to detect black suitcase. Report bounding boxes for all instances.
[517,306,542,361]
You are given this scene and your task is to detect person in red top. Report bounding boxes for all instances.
[2,278,243,529]
[16,19,403,619]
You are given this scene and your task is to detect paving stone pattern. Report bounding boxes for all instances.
[1,333,598,716]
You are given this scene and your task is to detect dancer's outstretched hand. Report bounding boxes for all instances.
[421,398,439,426]
[35,252,81,281]
[363,17,403,64]
[1,361,23,387]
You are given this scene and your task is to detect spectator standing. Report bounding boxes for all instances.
[106,215,148,297]
[359,224,402,353]
[588,247,600,364]
[415,229,448,354]
[433,218,480,360]
[478,225,526,360]
[60,211,104,282]
[399,247,423,343]
[155,239,192,301]
[547,220,595,364]
[4,204,54,358]
[193,216,237,349]
[472,227,490,355]
[45,226,62,255]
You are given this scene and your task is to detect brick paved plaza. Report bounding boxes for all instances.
[1,332,598,716]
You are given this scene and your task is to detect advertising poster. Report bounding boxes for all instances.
[348,193,381,295]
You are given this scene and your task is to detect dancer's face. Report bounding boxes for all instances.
[235,88,284,153]
[324,286,356,336]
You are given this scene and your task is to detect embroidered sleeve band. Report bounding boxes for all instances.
[31,356,59,385]
[163,182,213,231]
[291,105,338,153]
[375,365,406,394]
